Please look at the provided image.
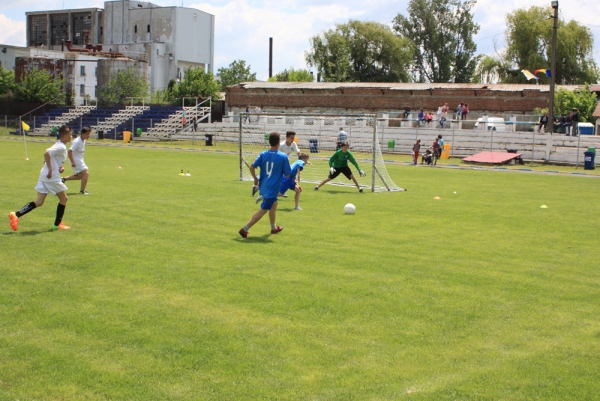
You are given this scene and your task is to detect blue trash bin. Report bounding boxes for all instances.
[309,138,318,153]
[584,151,596,170]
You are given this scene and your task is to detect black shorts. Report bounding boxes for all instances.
[329,166,353,180]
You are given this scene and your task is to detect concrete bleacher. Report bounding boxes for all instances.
[114,106,183,138]
[30,106,96,136]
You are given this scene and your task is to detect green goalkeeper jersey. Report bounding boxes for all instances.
[329,149,360,170]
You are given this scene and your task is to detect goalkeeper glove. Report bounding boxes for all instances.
[329,167,336,175]
[359,169,366,177]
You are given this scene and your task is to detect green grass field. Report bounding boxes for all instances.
[1,139,600,400]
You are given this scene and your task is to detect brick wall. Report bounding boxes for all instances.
[226,85,553,115]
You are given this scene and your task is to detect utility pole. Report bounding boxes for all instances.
[269,37,273,78]
[547,1,559,134]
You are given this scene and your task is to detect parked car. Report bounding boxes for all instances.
[474,117,507,131]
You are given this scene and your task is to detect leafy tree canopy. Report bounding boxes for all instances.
[14,68,64,103]
[306,20,413,82]
[393,0,480,83]
[479,6,599,84]
[99,67,149,105]
[217,60,256,91]
[0,65,15,96]
[267,68,314,82]
[171,67,221,103]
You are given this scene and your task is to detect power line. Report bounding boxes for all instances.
[474,31,504,42]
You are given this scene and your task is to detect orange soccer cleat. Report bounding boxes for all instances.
[51,222,71,230]
[8,212,19,231]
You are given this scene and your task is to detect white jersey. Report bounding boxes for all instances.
[70,136,86,166]
[39,141,67,182]
[279,140,299,157]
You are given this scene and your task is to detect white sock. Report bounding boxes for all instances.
[243,225,249,231]
[271,224,277,230]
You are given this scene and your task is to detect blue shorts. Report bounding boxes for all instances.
[260,197,278,210]
[279,178,296,195]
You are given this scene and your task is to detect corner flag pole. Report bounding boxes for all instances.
[20,117,29,161]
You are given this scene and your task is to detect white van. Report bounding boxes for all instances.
[474,117,507,131]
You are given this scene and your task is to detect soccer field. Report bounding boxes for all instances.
[1,140,599,400]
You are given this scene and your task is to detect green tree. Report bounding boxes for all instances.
[99,67,149,105]
[267,68,314,82]
[14,68,64,103]
[171,67,221,104]
[306,20,413,82]
[555,85,598,122]
[0,65,15,96]
[393,0,479,83]
[217,60,256,91]
[502,6,599,84]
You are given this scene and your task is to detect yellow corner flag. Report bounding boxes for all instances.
[21,121,30,131]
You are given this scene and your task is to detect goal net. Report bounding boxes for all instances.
[239,113,404,192]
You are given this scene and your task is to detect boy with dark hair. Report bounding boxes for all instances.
[62,127,91,195]
[279,153,309,210]
[9,125,73,231]
[239,132,291,238]
[314,142,366,192]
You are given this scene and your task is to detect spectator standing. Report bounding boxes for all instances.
[572,108,579,136]
[417,109,424,127]
[437,134,444,159]
[336,127,348,150]
[430,137,440,165]
[412,139,421,165]
[566,112,573,136]
[538,113,549,133]
[244,105,250,124]
[461,104,469,120]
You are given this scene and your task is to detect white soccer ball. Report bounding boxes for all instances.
[344,203,356,215]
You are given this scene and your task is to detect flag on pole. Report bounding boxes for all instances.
[534,69,552,77]
[521,70,539,81]
[21,121,30,131]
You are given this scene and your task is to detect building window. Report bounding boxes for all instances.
[80,65,86,76]
[147,24,150,33]
[80,84,85,96]
[134,25,137,33]
[29,15,48,47]
[50,14,69,46]
[72,12,92,45]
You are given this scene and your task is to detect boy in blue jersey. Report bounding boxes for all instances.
[239,132,291,238]
[279,153,309,210]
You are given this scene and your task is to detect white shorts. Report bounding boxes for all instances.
[35,180,68,195]
[73,162,88,175]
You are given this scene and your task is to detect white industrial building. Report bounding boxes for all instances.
[22,0,215,96]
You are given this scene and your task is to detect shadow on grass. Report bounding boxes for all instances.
[2,229,49,236]
[234,234,273,243]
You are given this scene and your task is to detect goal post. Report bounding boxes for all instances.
[239,113,404,192]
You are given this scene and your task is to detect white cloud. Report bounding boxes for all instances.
[0,14,26,46]
[191,0,365,79]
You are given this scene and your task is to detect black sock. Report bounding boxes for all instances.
[16,202,36,218]
[54,203,66,226]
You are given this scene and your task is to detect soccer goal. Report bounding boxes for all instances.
[239,113,404,192]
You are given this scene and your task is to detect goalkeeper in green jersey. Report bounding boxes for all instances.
[314,142,366,193]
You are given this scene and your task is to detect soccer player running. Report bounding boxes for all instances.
[239,132,291,238]
[314,142,366,193]
[62,127,91,195]
[279,153,309,210]
[8,125,73,231]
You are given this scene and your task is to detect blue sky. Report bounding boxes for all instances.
[1,0,599,81]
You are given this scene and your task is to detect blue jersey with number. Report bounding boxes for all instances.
[253,150,291,199]
[289,160,305,180]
